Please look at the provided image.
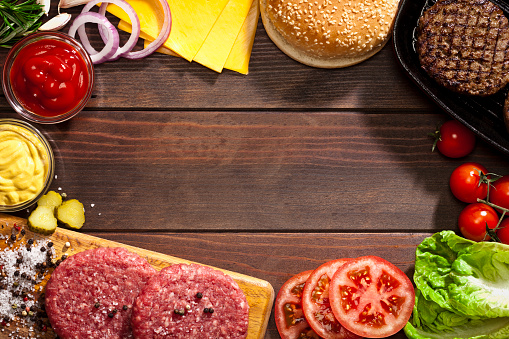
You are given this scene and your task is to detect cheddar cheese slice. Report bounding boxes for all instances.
[107,0,229,61]
[193,0,253,73]
[224,0,259,74]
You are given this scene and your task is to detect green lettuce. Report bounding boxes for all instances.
[404,231,509,339]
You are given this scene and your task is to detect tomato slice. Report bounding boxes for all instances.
[329,256,415,338]
[275,270,321,339]
[301,259,361,339]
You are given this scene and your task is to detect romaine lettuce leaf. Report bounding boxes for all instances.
[404,317,509,339]
[447,241,509,318]
[406,231,509,339]
[413,231,475,311]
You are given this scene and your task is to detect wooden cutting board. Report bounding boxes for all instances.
[0,213,274,339]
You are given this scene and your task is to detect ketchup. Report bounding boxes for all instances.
[9,38,90,118]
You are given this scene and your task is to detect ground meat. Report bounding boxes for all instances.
[45,247,157,339]
[416,0,509,96]
[131,263,249,339]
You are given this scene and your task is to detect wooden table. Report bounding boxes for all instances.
[2,3,509,338]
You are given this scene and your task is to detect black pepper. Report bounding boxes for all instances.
[94,302,100,308]
[27,239,34,245]
[40,247,46,252]
[108,313,114,318]
[122,305,128,311]
[10,234,16,241]
[196,292,203,299]
[47,242,53,248]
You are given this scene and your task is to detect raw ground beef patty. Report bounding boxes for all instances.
[131,263,250,338]
[45,247,157,339]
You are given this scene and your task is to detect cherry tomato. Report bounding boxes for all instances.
[432,120,476,158]
[301,259,361,339]
[458,202,499,242]
[275,270,321,339]
[449,162,490,203]
[496,218,509,245]
[490,175,509,211]
[328,256,415,338]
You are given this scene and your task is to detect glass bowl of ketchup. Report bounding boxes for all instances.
[2,32,94,124]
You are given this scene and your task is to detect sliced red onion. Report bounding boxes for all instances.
[67,0,171,62]
[68,11,120,64]
[79,0,140,61]
[123,0,171,59]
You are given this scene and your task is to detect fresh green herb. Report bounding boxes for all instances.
[0,0,45,48]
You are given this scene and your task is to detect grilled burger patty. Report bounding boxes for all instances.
[416,0,509,96]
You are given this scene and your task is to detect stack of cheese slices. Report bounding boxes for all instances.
[105,0,259,74]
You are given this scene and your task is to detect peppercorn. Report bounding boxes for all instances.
[10,234,16,241]
[94,302,100,308]
[112,309,117,314]
[40,247,46,252]
[196,292,203,299]
[204,308,209,313]
[14,270,20,277]
[20,229,25,236]
[16,258,22,265]
[108,313,114,318]
[27,239,34,245]
[47,242,53,248]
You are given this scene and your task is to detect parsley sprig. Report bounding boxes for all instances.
[0,0,45,48]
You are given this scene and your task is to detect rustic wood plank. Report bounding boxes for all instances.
[4,110,509,233]
[0,19,436,111]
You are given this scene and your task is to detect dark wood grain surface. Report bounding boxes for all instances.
[1,2,509,338]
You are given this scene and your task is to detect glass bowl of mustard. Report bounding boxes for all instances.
[0,119,55,212]
[2,32,94,124]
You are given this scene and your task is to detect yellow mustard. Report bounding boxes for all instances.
[0,123,49,206]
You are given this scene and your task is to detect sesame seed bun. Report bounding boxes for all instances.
[261,0,401,68]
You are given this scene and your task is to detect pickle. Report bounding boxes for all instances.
[57,199,85,230]
[28,205,58,235]
[37,190,62,210]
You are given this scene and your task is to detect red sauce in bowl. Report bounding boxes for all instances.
[9,38,90,118]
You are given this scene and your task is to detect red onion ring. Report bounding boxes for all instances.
[67,0,171,62]
[68,11,119,64]
[81,0,141,61]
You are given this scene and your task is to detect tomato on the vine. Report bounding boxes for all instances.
[458,202,499,242]
[449,162,490,203]
[431,120,476,158]
[275,270,321,339]
[301,259,361,339]
[490,175,509,211]
[495,218,509,245]
[328,256,415,338]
